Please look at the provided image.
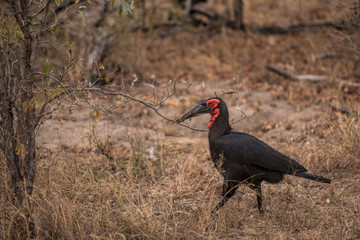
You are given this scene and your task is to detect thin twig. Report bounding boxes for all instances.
[82,87,208,132]
[30,0,51,19]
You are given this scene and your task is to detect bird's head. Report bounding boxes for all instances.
[176,97,224,129]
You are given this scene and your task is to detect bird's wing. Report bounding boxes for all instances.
[211,132,307,174]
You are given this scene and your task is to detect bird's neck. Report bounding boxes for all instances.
[208,113,231,143]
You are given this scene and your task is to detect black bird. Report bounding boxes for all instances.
[176,97,331,213]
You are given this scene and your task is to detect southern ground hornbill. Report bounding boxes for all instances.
[176,97,331,213]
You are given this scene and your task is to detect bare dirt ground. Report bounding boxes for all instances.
[2,1,360,239]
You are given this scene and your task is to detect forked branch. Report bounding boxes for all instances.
[83,86,208,132]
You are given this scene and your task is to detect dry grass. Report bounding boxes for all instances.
[1,0,360,239]
[1,109,359,239]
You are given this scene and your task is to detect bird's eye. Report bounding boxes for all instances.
[208,102,213,107]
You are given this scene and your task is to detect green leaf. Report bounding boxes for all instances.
[118,4,123,16]
[124,0,135,15]
[119,1,135,16]
[87,0,92,4]
[51,66,60,79]
[27,19,37,25]
[55,0,61,7]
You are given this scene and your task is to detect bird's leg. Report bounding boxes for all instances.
[211,181,238,213]
[250,183,263,214]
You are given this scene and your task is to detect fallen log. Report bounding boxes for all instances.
[266,63,360,87]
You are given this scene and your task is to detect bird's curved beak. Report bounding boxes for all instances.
[176,101,211,123]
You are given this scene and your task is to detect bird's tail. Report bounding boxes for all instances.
[295,172,331,183]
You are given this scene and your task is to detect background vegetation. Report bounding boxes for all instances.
[0,0,359,239]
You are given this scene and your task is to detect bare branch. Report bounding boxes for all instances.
[30,0,51,20]
[82,87,208,132]
[230,107,256,125]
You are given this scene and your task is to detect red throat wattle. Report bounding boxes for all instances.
[206,99,221,129]
[208,108,220,129]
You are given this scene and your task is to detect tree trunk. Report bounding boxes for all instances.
[0,0,37,207]
[0,1,37,237]
[0,42,25,206]
[234,0,245,30]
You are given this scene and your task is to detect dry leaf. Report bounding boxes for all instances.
[202,82,206,92]
[98,62,105,70]
[114,65,122,74]
[95,109,100,122]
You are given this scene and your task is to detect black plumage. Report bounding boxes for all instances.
[177,97,331,213]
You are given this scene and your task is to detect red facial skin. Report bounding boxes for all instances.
[206,99,220,129]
